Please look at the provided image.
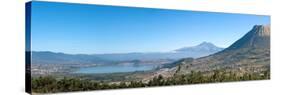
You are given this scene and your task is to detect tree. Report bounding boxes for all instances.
[31,69,269,93]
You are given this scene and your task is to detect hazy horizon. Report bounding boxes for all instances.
[30,1,270,54]
[31,41,224,55]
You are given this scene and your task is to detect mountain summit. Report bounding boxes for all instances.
[226,25,270,50]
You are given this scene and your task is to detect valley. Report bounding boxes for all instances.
[30,25,270,93]
[31,41,223,77]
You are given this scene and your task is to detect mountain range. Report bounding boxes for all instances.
[32,42,224,64]
[162,25,270,76]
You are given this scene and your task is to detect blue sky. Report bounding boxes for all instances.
[30,1,270,54]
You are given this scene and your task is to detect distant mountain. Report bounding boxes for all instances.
[175,42,224,53]
[32,51,112,64]
[32,42,224,64]
[95,42,224,61]
[166,25,270,76]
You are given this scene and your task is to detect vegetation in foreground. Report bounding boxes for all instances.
[31,69,270,93]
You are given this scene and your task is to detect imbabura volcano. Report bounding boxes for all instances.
[156,25,270,78]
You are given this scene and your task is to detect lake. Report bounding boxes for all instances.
[74,64,157,74]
